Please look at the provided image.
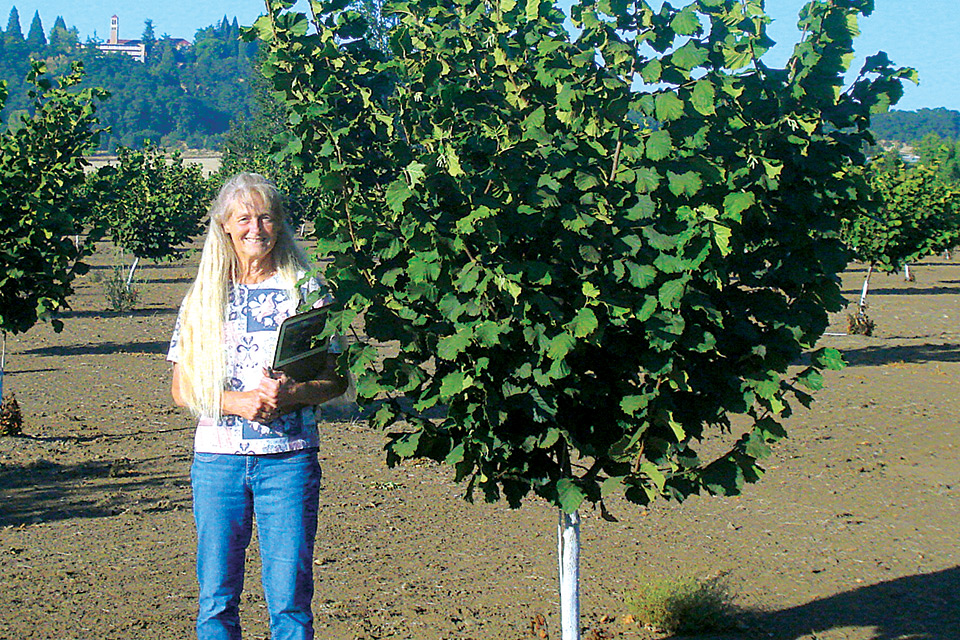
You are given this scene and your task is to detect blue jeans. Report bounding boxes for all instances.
[191,449,321,640]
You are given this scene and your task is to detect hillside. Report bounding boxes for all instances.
[871,108,960,144]
[0,10,254,151]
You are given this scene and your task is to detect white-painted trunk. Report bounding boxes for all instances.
[125,256,140,289]
[558,509,581,640]
[859,265,873,313]
[903,264,911,281]
[1,332,5,398]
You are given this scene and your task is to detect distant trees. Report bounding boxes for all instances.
[89,144,210,285]
[911,133,960,184]
[842,160,960,333]
[25,11,44,50]
[872,108,960,144]
[0,11,256,150]
[0,60,106,345]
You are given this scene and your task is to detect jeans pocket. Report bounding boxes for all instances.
[193,452,220,464]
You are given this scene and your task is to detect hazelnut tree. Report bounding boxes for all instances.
[252,0,913,635]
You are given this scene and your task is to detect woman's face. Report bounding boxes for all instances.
[221,195,279,264]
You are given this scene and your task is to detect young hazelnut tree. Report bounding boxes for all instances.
[252,0,913,636]
[842,160,960,333]
[0,61,106,402]
[90,144,210,292]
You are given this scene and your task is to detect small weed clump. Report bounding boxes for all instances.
[0,393,24,436]
[624,574,739,634]
[847,310,875,336]
[103,266,140,313]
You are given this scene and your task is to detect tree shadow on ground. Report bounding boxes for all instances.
[841,343,960,367]
[146,276,193,284]
[22,340,169,357]
[6,367,59,375]
[0,453,191,527]
[860,286,959,296]
[54,308,176,320]
[730,567,960,640]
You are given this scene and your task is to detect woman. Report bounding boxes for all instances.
[168,173,347,640]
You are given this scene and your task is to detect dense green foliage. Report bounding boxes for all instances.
[842,161,960,273]
[0,61,106,334]
[0,11,255,150]
[255,0,912,513]
[90,144,210,263]
[872,107,960,144]
[909,133,960,184]
[216,48,324,226]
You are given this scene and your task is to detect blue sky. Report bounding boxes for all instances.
[7,1,959,110]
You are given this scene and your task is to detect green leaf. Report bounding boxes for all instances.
[403,161,427,187]
[547,332,576,360]
[673,41,708,70]
[667,170,702,196]
[437,330,472,360]
[645,129,673,161]
[525,0,543,21]
[712,222,733,256]
[569,307,598,337]
[670,6,701,36]
[723,192,754,220]
[620,395,647,416]
[813,347,846,371]
[444,443,465,465]
[640,59,662,83]
[600,476,624,498]
[690,79,716,115]
[658,278,686,308]
[557,478,586,513]
[574,171,601,191]
[385,179,413,213]
[626,262,657,288]
[440,371,473,398]
[390,431,422,458]
[797,368,824,391]
[655,92,685,122]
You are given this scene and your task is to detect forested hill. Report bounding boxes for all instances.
[1,7,957,153]
[871,108,960,144]
[0,9,254,151]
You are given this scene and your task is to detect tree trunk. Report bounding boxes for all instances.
[903,263,912,282]
[558,509,581,640]
[1,332,5,398]
[859,265,873,314]
[125,256,141,289]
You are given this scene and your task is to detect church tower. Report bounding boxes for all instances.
[109,15,119,44]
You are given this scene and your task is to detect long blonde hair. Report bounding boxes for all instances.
[176,173,311,419]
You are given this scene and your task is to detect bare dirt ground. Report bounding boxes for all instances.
[84,154,222,177]
[0,244,958,640]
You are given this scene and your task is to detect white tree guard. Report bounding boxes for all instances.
[125,256,141,289]
[859,264,873,312]
[558,509,581,640]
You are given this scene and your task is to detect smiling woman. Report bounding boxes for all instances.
[221,192,280,279]
[166,172,348,640]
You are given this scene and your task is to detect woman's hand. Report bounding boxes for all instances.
[222,383,283,423]
[220,360,348,422]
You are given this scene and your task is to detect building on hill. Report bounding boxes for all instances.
[96,15,145,62]
[94,16,191,62]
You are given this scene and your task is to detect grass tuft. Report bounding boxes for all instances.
[0,393,24,436]
[102,266,141,313]
[624,573,740,634]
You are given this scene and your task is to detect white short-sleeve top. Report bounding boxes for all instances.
[168,272,336,455]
